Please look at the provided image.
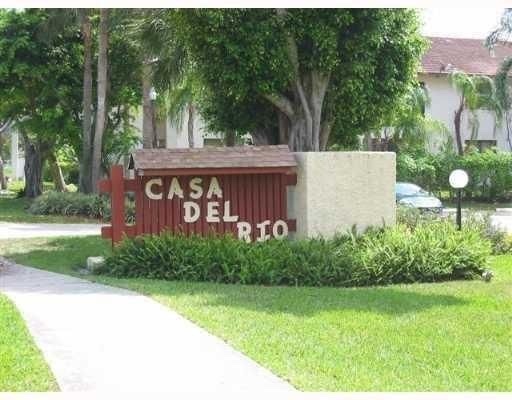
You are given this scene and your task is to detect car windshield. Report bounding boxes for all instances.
[396,183,429,197]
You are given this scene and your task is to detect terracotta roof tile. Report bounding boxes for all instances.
[421,37,512,76]
[130,145,296,173]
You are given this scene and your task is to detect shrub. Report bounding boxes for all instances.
[28,191,107,219]
[464,212,512,255]
[398,205,512,255]
[396,149,512,201]
[27,191,135,222]
[99,220,490,287]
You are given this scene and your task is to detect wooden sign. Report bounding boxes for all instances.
[99,145,297,244]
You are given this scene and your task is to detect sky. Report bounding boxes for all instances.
[421,8,506,39]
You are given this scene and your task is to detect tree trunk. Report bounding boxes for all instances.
[91,9,109,193]
[319,120,333,151]
[263,73,329,152]
[251,129,272,145]
[0,158,5,190]
[79,11,93,193]
[225,130,236,146]
[363,132,372,151]
[506,111,512,151]
[267,13,331,152]
[454,100,465,156]
[278,111,289,145]
[0,131,5,190]
[48,152,67,192]
[142,61,155,149]
[187,103,195,148]
[23,139,44,198]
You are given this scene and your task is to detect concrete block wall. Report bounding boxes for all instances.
[288,152,396,238]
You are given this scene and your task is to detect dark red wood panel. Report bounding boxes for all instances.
[101,166,296,244]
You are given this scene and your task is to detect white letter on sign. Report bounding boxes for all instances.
[206,177,223,199]
[256,220,271,242]
[222,201,239,222]
[184,202,200,223]
[189,177,203,199]
[168,177,184,199]
[206,201,220,222]
[237,222,252,242]
[145,178,163,200]
[272,220,289,239]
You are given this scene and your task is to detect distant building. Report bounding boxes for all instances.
[132,108,224,150]
[420,37,512,152]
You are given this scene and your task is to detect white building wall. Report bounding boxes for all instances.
[132,109,221,149]
[10,130,25,180]
[421,73,510,152]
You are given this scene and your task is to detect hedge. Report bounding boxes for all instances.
[28,191,135,223]
[397,149,512,201]
[98,220,491,287]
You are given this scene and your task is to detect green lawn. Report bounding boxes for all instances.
[0,194,96,224]
[0,294,58,391]
[0,236,511,391]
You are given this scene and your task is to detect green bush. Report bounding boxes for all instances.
[99,220,490,287]
[397,149,512,201]
[397,205,512,255]
[27,191,135,223]
[28,191,107,219]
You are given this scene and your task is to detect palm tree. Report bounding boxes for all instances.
[91,8,109,193]
[487,9,512,151]
[384,84,448,153]
[79,9,94,193]
[449,71,501,155]
[131,10,197,148]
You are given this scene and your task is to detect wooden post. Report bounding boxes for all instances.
[110,165,126,245]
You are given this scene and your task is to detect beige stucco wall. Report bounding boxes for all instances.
[289,152,396,238]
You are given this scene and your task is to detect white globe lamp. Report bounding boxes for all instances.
[449,169,469,230]
[449,169,469,189]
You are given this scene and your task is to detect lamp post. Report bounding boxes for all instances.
[449,169,469,230]
[149,87,157,148]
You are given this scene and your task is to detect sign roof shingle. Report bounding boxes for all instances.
[130,145,296,175]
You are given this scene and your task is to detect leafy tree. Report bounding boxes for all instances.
[39,9,95,193]
[449,71,502,156]
[175,9,426,151]
[42,9,142,193]
[0,9,82,197]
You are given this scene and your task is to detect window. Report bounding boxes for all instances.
[465,140,497,152]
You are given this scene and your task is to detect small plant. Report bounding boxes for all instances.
[28,191,135,222]
[397,149,512,201]
[99,220,491,287]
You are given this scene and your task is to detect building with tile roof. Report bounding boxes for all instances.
[420,37,512,152]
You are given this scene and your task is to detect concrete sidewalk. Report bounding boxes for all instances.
[0,222,102,239]
[0,259,293,393]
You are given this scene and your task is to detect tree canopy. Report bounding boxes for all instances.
[0,9,143,196]
[175,9,426,150]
